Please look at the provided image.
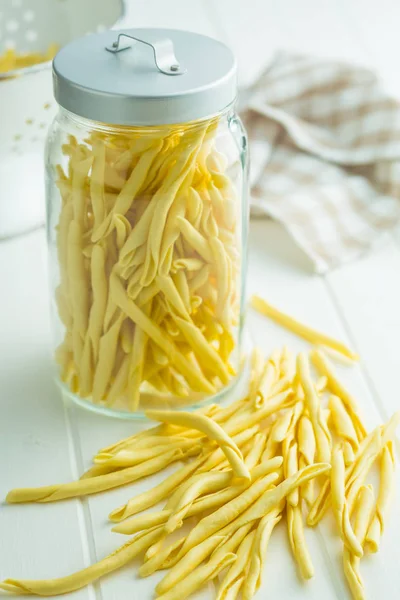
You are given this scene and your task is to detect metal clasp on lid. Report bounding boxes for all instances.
[105,33,186,76]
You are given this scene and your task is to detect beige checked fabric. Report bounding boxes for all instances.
[241,52,400,272]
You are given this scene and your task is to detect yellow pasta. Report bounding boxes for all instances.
[178,472,279,556]
[331,444,363,557]
[229,463,330,533]
[110,273,215,394]
[297,353,331,463]
[92,313,124,402]
[197,426,260,474]
[365,441,395,553]
[156,552,236,600]
[251,295,359,360]
[146,410,250,480]
[6,449,185,503]
[3,345,400,600]
[53,119,242,412]
[216,530,256,600]
[0,44,58,73]
[343,485,375,600]
[256,360,277,407]
[154,535,225,592]
[308,411,400,527]
[329,395,359,464]
[298,414,316,506]
[283,438,300,507]
[0,527,162,596]
[311,349,366,441]
[242,511,281,598]
[243,432,266,470]
[248,347,266,401]
[164,470,236,534]
[287,504,314,580]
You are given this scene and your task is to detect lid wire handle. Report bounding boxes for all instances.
[105,33,186,76]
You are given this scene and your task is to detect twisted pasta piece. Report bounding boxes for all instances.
[146,410,250,480]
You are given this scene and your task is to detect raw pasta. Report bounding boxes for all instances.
[2,346,399,600]
[0,44,58,73]
[54,119,241,411]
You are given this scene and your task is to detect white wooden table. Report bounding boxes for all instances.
[1,1,400,599]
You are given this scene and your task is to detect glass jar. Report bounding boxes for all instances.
[45,28,249,417]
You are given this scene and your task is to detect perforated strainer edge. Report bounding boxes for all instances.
[0,0,127,80]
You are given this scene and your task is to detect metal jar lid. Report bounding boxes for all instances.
[52,28,237,126]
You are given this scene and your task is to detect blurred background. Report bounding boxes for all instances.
[1,0,398,240]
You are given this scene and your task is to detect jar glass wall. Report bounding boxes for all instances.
[45,106,249,417]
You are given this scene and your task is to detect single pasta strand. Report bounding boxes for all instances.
[298,414,316,506]
[311,349,366,441]
[297,353,331,463]
[128,301,152,411]
[331,444,363,558]
[329,395,359,460]
[114,214,132,250]
[209,235,230,324]
[256,360,278,407]
[287,504,314,580]
[56,201,73,303]
[6,449,186,504]
[138,537,186,578]
[216,531,256,600]
[90,139,106,229]
[145,410,250,480]
[159,194,187,274]
[251,295,358,361]
[283,439,299,507]
[248,348,266,402]
[242,511,281,599]
[0,527,162,596]
[67,220,89,339]
[155,552,236,600]
[71,153,92,224]
[105,354,130,406]
[365,441,395,553]
[87,244,108,364]
[343,485,375,600]
[173,270,191,314]
[345,429,383,514]
[243,432,266,470]
[92,313,124,403]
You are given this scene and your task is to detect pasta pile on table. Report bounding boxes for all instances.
[2,298,399,600]
[54,118,241,411]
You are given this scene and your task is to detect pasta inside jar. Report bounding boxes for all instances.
[48,112,248,414]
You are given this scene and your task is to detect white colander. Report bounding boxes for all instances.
[0,0,125,239]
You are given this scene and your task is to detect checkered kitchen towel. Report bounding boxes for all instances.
[241,52,400,273]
